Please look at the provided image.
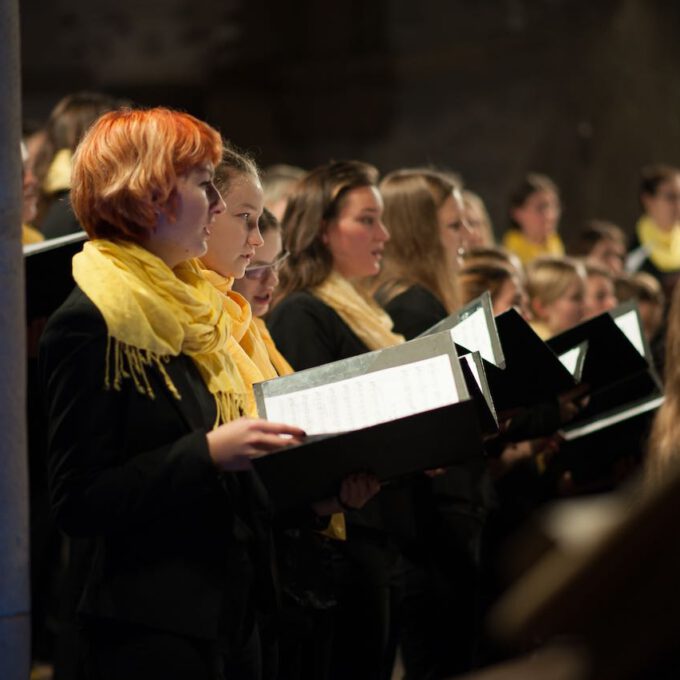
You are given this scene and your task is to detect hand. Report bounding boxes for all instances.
[558,384,590,424]
[338,472,381,510]
[206,417,305,471]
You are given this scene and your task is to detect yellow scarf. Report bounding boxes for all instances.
[253,317,294,377]
[43,148,73,194]
[199,267,279,417]
[22,223,44,244]
[502,229,565,266]
[312,271,404,350]
[636,215,680,272]
[73,240,247,426]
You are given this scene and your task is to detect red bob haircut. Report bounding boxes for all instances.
[71,107,223,242]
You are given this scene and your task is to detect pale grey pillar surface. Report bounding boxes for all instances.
[0,0,31,675]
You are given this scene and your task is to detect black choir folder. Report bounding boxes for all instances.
[548,301,663,440]
[421,293,578,414]
[252,331,483,511]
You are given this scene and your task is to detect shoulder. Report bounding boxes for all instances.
[386,284,444,314]
[39,287,108,382]
[267,290,367,369]
[268,290,342,331]
[384,284,447,340]
[41,286,106,347]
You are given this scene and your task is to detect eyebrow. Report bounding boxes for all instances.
[234,202,261,211]
[358,207,380,213]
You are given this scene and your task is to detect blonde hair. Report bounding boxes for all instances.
[373,168,460,314]
[526,256,585,308]
[71,107,222,242]
[463,190,495,246]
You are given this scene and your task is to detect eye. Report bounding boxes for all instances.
[359,216,375,226]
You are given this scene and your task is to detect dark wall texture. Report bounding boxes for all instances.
[20,0,680,243]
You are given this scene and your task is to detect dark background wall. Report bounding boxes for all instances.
[20,0,680,243]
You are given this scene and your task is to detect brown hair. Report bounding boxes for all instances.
[373,168,460,314]
[276,160,379,298]
[508,173,560,229]
[458,261,516,307]
[640,164,680,198]
[570,219,626,257]
[71,107,222,242]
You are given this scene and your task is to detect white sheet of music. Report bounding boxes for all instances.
[462,354,482,391]
[613,310,645,357]
[450,307,496,365]
[264,354,459,435]
[559,347,581,376]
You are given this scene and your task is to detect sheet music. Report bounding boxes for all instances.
[462,354,482,391]
[559,347,582,376]
[264,354,459,435]
[451,307,495,365]
[613,310,645,357]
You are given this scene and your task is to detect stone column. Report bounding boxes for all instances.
[0,0,31,675]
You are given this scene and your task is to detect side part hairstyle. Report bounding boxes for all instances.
[525,255,585,308]
[277,160,379,297]
[376,168,460,314]
[508,172,559,230]
[71,107,222,243]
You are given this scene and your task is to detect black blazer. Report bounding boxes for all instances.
[39,286,275,642]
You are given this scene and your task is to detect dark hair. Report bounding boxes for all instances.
[640,164,680,197]
[508,173,559,229]
[570,219,626,257]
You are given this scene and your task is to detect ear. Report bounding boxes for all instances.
[531,297,549,321]
[510,206,524,226]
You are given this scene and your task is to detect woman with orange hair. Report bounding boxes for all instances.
[39,108,304,679]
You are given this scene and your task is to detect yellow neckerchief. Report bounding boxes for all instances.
[502,229,565,266]
[43,148,73,194]
[199,266,278,417]
[529,319,554,341]
[636,214,680,272]
[22,223,44,244]
[312,270,404,350]
[73,240,246,426]
[253,317,294,377]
